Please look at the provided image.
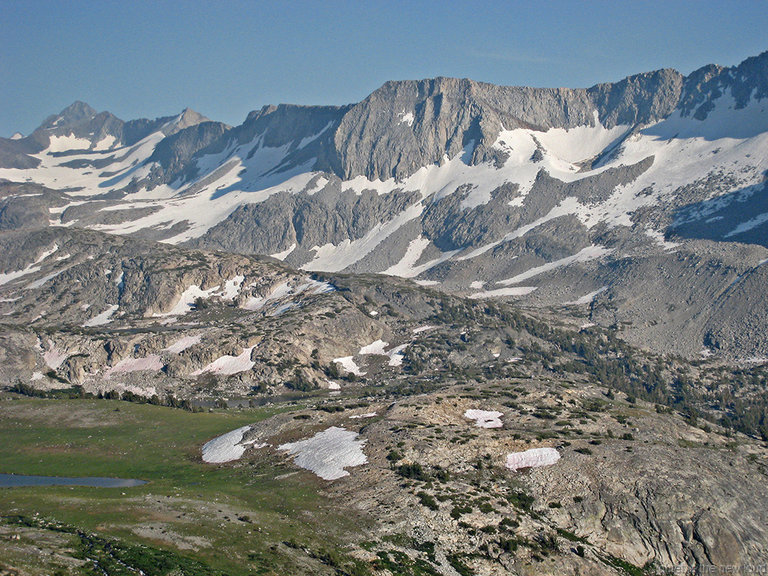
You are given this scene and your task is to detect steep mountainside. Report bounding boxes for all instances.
[1,51,768,359]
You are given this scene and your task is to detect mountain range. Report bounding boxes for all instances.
[1,51,768,363]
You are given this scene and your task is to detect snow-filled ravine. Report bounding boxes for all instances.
[505,448,560,471]
[278,426,367,480]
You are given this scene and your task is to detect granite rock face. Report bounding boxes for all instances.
[334,70,682,181]
[0,225,767,575]
[190,181,420,258]
[3,52,768,576]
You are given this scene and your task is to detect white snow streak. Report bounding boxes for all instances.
[497,245,611,286]
[270,244,296,261]
[468,286,537,299]
[83,305,119,327]
[359,339,389,356]
[192,346,255,376]
[505,448,560,471]
[106,355,163,378]
[333,356,365,376]
[164,335,202,354]
[565,286,608,306]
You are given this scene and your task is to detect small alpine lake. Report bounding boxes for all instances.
[0,473,146,488]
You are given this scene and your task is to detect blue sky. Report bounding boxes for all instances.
[1,0,767,137]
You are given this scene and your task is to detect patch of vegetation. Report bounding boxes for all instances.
[11,382,198,411]
[318,405,345,413]
[599,553,655,576]
[478,502,495,514]
[0,398,358,576]
[556,528,587,543]
[498,536,522,553]
[374,550,441,576]
[450,504,473,519]
[395,462,429,482]
[499,517,519,531]
[386,449,403,462]
[504,490,534,511]
[5,515,225,576]
[416,491,439,511]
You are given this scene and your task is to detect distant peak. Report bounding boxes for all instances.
[59,100,98,121]
[173,107,210,130]
[36,100,99,132]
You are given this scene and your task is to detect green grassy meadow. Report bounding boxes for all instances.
[0,394,367,575]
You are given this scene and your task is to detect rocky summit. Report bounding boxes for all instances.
[0,51,767,576]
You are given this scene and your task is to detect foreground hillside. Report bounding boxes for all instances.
[1,371,766,576]
[0,226,767,575]
[0,227,766,440]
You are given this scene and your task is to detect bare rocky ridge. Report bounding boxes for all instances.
[189,182,420,259]
[335,69,683,181]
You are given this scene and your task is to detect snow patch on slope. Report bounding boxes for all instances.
[497,245,611,286]
[565,286,608,306]
[398,110,415,127]
[241,278,335,313]
[83,305,119,327]
[42,340,68,369]
[303,202,424,272]
[278,427,367,480]
[0,244,59,286]
[157,285,220,317]
[333,356,365,376]
[106,355,163,378]
[464,409,504,428]
[382,235,460,278]
[47,134,92,153]
[359,340,388,355]
[192,346,255,376]
[505,448,560,471]
[469,286,537,299]
[202,426,253,463]
[270,244,296,261]
[164,335,202,354]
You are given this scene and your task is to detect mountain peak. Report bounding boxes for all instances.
[178,107,209,127]
[58,101,98,123]
[160,107,211,136]
[37,101,98,132]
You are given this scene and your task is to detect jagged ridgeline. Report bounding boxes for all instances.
[2,52,768,360]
